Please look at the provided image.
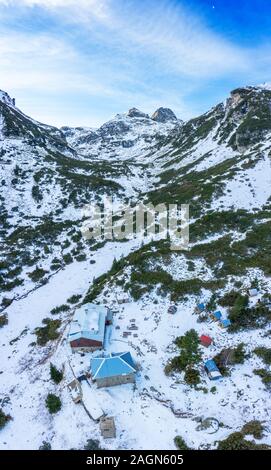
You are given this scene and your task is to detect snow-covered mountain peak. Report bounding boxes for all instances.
[0,89,15,107]
[256,82,271,91]
[151,107,177,123]
[63,107,181,160]
[127,107,149,119]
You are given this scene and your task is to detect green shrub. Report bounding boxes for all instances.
[206,294,217,312]
[219,290,240,307]
[228,295,271,331]
[229,294,249,324]
[63,253,73,265]
[67,294,81,304]
[50,263,62,271]
[75,254,86,262]
[233,343,247,364]
[62,239,71,249]
[242,420,265,439]
[174,436,191,450]
[46,394,61,414]
[165,330,202,375]
[0,314,8,328]
[35,318,61,345]
[32,185,43,203]
[0,409,12,430]
[50,304,69,315]
[253,368,271,386]
[254,347,271,365]
[1,297,12,308]
[84,439,102,450]
[44,245,51,255]
[217,432,270,450]
[50,363,63,384]
[39,441,52,450]
[28,266,48,282]
[184,368,200,386]
[213,343,246,375]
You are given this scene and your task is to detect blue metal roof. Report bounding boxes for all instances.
[91,352,136,379]
[213,310,222,320]
[221,319,231,327]
[197,303,205,311]
[68,303,107,344]
[205,360,219,372]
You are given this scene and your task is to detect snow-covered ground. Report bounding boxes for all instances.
[1,85,271,450]
[212,152,271,210]
[1,239,271,450]
[0,239,144,450]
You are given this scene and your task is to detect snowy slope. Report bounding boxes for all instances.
[1,85,271,450]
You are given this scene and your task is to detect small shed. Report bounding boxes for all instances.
[220,319,231,328]
[204,360,222,380]
[67,379,82,403]
[168,305,177,314]
[211,310,222,321]
[195,303,205,314]
[200,335,212,347]
[249,288,258,297]
[100,416,116,439]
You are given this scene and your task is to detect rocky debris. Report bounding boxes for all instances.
[151,107,177,123]
[195,417,220,434]
[100,119,130,136]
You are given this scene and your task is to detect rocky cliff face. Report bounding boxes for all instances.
[0,90,15,107]
[62,106,181,160]
[151,107,178,123]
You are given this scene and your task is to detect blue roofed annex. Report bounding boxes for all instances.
[91,352,136,380]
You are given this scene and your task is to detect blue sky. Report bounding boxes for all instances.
[0,0,270,127]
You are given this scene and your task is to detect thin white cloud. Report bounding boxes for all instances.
[0,0,270,126]
[0,0,251,78]
[0,0,264,86]
[0,31,122,96]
